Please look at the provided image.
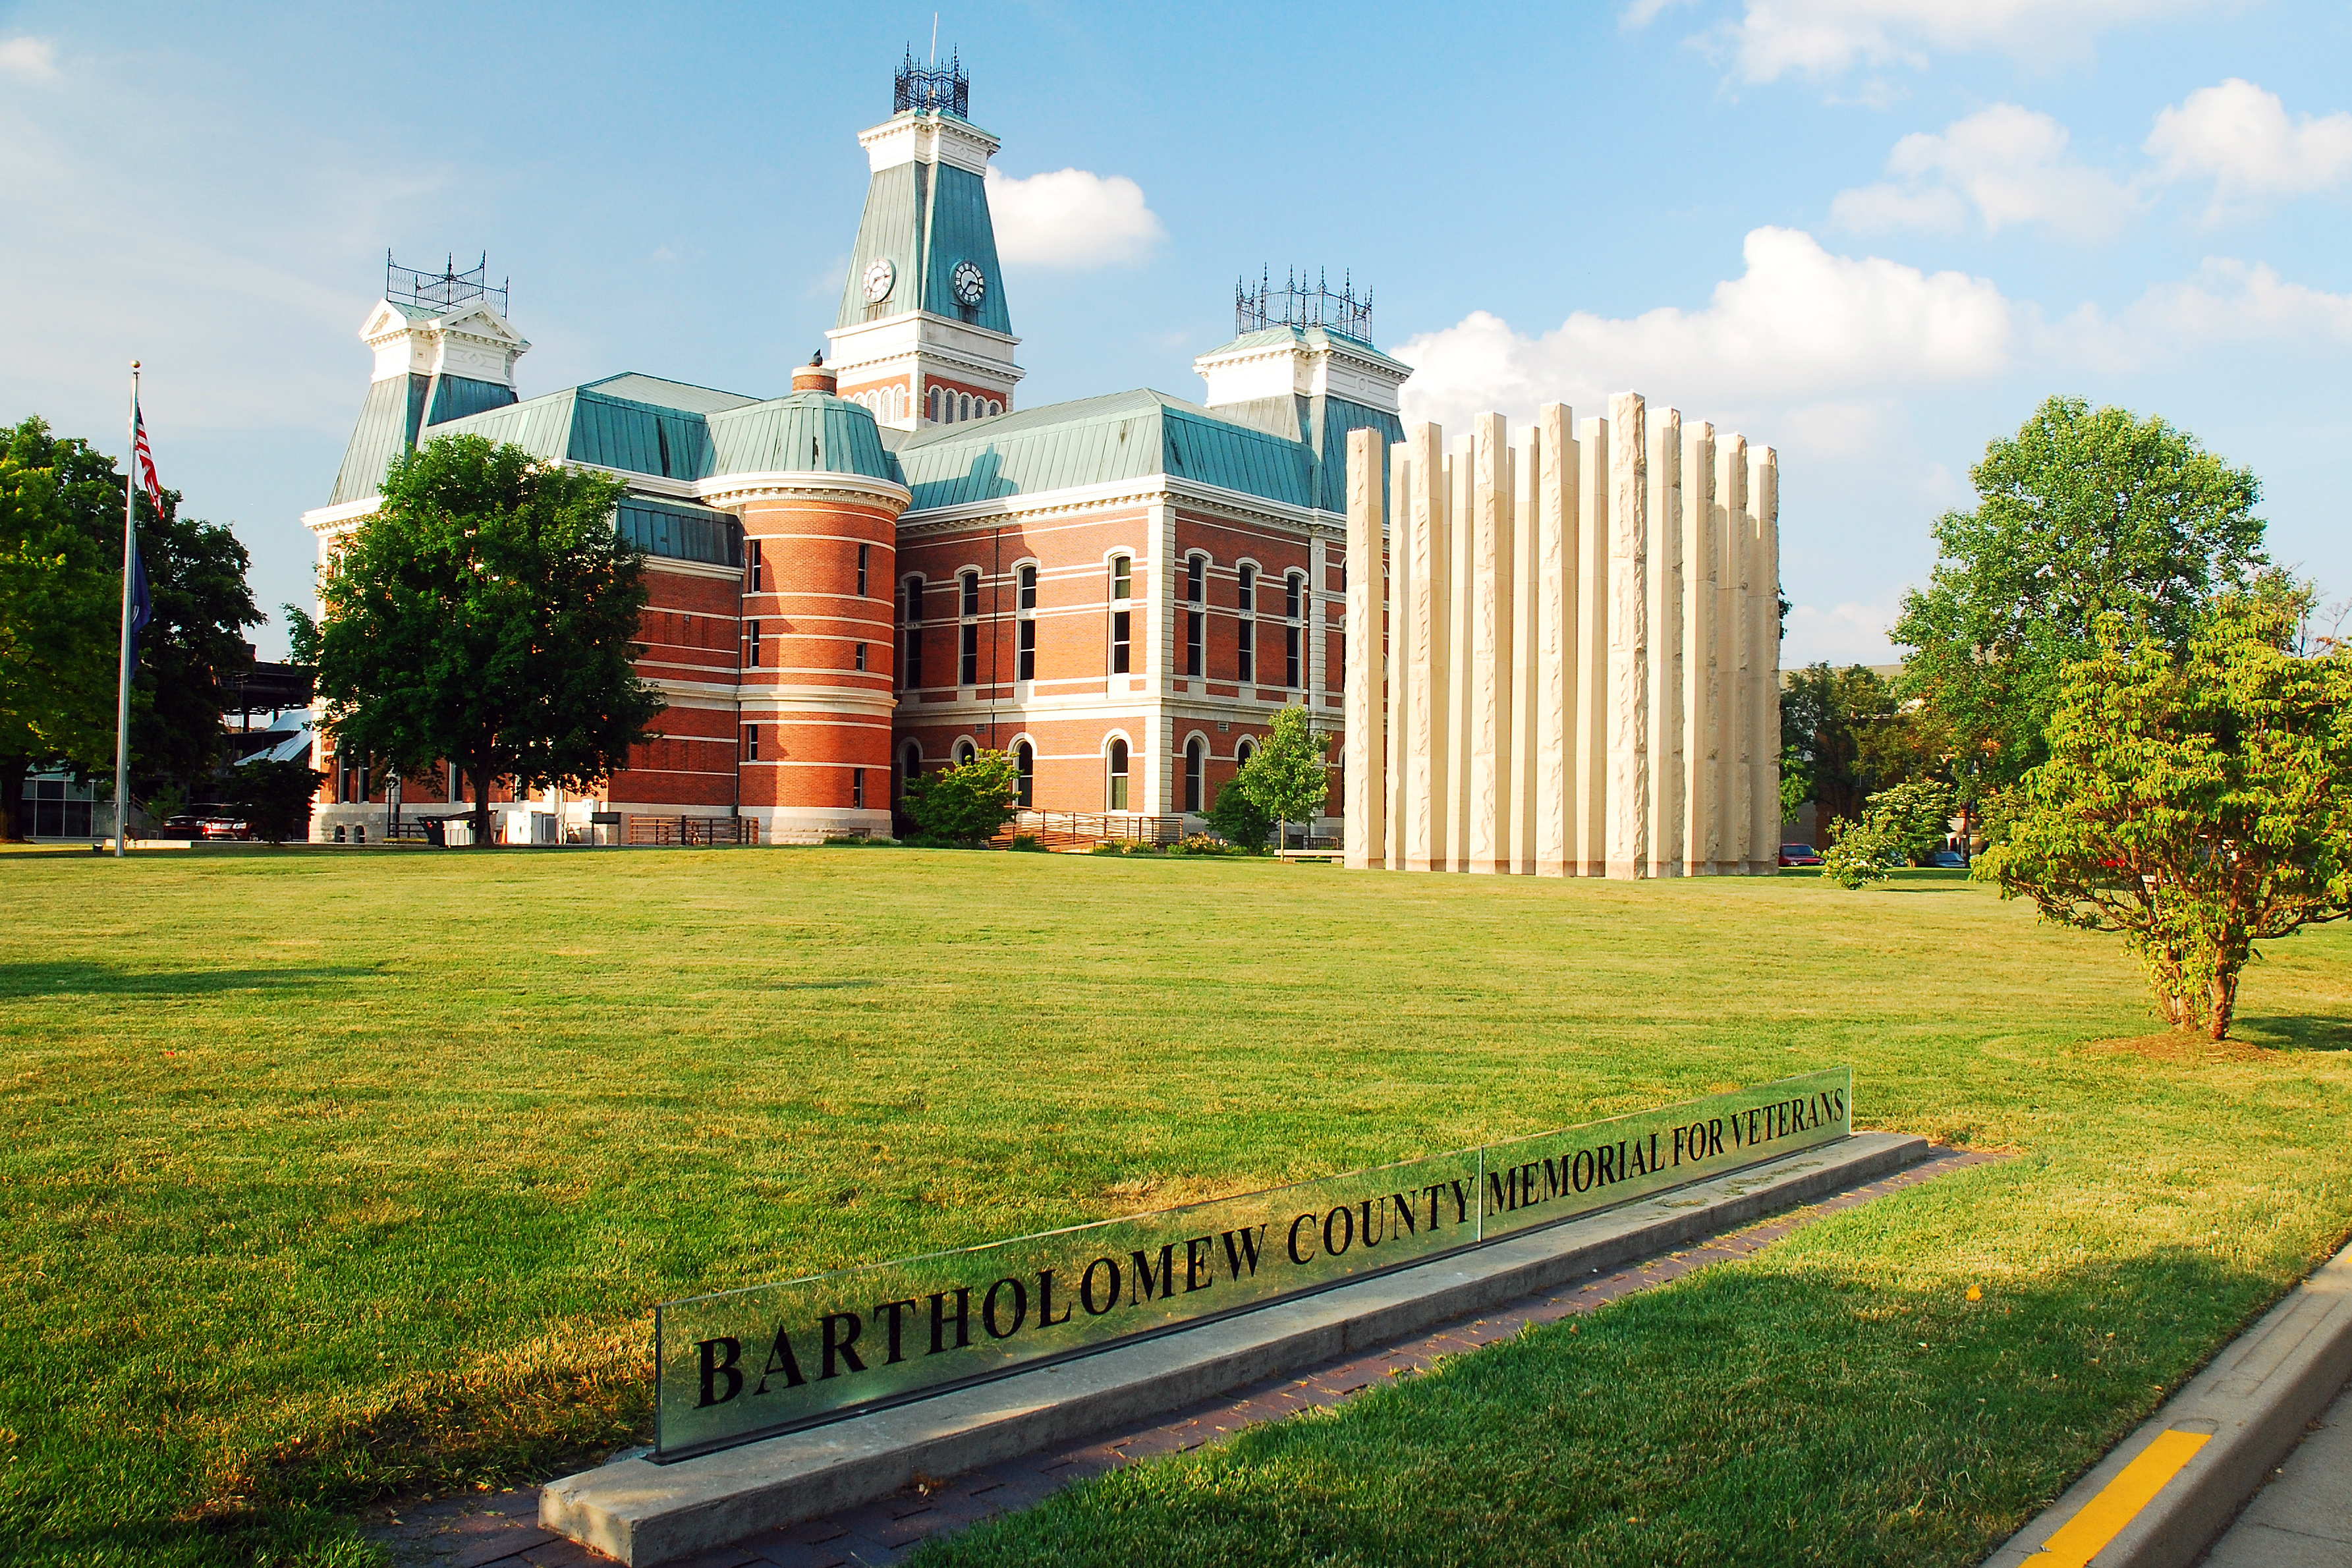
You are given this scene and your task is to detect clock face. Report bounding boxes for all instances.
[951,260,986,308]
[862,257,895,303]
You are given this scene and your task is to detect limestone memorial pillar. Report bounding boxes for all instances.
[1605,394,1648,880]
[1532,405,1575,878]
[1385,441,1408,872]
[1574,415,1610,876]
[1401,424,1448,873]
[1681,420,1718,878]
[1749,446,1781,873]
[1509,428,1540,876]
[1643,406,1683,878]
[1343,427,1386,870]
[1468,414,1513,874]
[1715,435,1750,874]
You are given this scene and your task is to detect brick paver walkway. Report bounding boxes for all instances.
[378,1146,1996,1567]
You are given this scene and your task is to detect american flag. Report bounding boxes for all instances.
[132,401,163,513]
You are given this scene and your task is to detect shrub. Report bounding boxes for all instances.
[1204,781,1271,852]
[900,749,1019,846]
[1010,835,1045,853]
[1088,841,1125,856]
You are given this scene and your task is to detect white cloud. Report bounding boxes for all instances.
[1833,104,2141,238]
[1393,226,2013,433]
[1784,598,1903,665]
[2146,79,2352,210]
[0,35,57,79]
[1672,0,2203,84]
[2133,258,2352,345]
[984,167,1163,268]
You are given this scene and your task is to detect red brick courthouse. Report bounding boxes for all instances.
[302,57,1406,844]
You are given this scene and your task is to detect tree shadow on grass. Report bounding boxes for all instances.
[0,961,381,1000]
[2231,1014,2352,1052]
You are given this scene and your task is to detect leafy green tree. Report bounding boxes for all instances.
[0,424,116,839]
[291,435,660,847]
[1895,396,2267,787]
[1868,778,1959,865]
[1779,663,1896,826]
[1,417,260,835]
[231,759,327,845]
[902,748,1019,845]
[1818,820,1896,889]
[1975,596,2352,1038]
[1234,706,1331,849]
[1204,781,1271,851]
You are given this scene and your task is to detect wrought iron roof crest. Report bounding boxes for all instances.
[386,251,509,318]
[1235,266,1373,343]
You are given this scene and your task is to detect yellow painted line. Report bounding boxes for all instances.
[2026,1428,2212,1567]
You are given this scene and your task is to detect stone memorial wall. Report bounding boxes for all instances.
[1343,397,1781,876]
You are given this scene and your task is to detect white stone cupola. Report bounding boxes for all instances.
[825,51,1023,430]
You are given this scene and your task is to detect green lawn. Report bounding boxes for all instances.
[1,845,2347,1568]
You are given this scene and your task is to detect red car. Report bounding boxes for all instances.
[1779,843,1824,867]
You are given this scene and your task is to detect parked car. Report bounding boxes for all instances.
[1930,849,1967,868]
[1779,843,1823,867]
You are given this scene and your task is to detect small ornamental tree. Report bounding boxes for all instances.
[1234,706,1331,849]
[231,759,327,845]
[291,436,661,847]
[902,748,1019,845]
[1974,596,2352,1038]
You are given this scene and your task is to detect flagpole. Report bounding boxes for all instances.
[113,362,140,858]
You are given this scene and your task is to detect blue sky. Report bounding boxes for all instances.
[3,1,2345,661]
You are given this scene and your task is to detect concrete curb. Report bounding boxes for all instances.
[542,1131,1931,1566]
[1984,1235,2352,1568]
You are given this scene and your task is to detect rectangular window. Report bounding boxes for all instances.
[904,627,923,688]
[856,543,870,597]
[852,766,866,808]
[1112,557,1131,600]
[1017,617,1036,681]
[742,724,759,762]
[1286,576,1303,619]
[747,540,763,593]
[1238,619,1254,684]
[854,641,868,672]
[1019,563,1037,610]
[746,620,760,667]
[1187,555,1204,603]
[1111,610,1131,675]
[1285,625,1302,688]
[961,572,980,617]
[1186,610,1204,677]
[960,623,979,686]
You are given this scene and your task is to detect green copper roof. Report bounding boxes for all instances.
[707,392,905,484]
[583,374,760,416]
[894,390,1316,511]
[835,153,1011,336]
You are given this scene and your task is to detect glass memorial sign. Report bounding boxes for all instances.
[653,1067,1851,1458]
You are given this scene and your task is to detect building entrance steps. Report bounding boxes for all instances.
[536,1130,1942,1566]
[1986,1233,2352,1568]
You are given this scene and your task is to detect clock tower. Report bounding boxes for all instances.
[826,52,1023,430]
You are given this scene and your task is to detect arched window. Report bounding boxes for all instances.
[899,741,922,799]
[955,738,976,768]
[1016,563,1038,682]
[1107,738,1130,811]
[1185,553,1206,677]
[1108,555,1133,675]
[957,569,980,686]
[928,386,942,424]
[959,393,973,421]
[1016,741,1034,808]
[901,575,925,688]
[1184,737,1204,813]
[1236,738,1256,768]
[988,400,1001,416]
[1237,564,1257,684]
[1285,571,1306,688]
